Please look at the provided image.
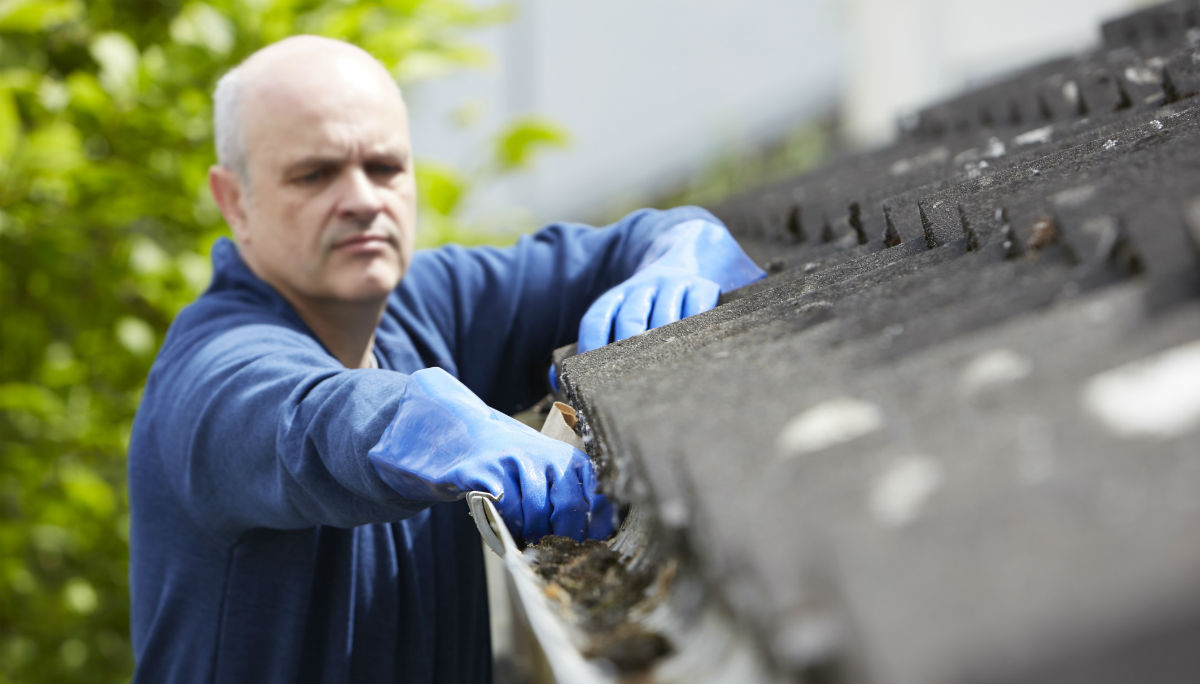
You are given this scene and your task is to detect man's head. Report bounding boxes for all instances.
[209,36,416,312]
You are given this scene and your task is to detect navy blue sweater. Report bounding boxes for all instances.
[127,208,716,683]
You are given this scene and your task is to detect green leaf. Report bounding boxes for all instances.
[64,71,108,113]
[0,87,19,161]
[0,0,82,32]
[494,116,569,171]
[128,236,170,274]
[22,120,84,174]
[391,47,488,83]
[0,67,39,91]
[88,31,139,102]
[176,251,213,293]
[58,638,88,670]
[416,162,466,217]
[60,465,116,517]
[62,577,99,614]
[37,76,70,112]
[114,317,155,357]
[0,382,64,417]
[169,3,235,56]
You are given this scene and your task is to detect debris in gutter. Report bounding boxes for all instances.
[526,535,674,673]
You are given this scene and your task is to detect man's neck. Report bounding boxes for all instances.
[291,297,386,369]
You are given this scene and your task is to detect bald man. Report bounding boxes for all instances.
[128,36,763,682]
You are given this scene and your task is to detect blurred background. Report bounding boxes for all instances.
[0,0,1148,681]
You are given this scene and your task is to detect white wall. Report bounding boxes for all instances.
[842,0,1145,145]
[407,0,1147,228]
[406,0,846,227]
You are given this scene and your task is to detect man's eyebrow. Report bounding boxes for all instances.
[365,147,411,161]
[281,148,411,176]
[281,156,344,176]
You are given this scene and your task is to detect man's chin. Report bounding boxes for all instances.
[334,268,403,302]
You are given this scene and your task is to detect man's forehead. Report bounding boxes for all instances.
[256,116,409,169]
[244,66,405,124]
[278,134,410,163]
[242,81,409,165]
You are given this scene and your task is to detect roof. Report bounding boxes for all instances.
[556,1,1200,680]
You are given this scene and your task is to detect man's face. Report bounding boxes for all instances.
[231,64,416,309]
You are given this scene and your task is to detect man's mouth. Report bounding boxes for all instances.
[332,233,394,251]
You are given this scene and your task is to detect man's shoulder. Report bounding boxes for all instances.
[157,286,325,374]
[173,285,296,337]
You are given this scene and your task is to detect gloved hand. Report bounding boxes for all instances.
[578,218,766,353]
[369,367,615,543]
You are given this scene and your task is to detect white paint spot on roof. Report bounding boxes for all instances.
[1083,340,1200,439]
[953,147,981,166]
[1063,80,1079,105]
[870,455,944,527]
[773,616,843,665]
[1124,66,1159,85]
[1053,185,1097,208]
[659,498,689,528]
[777,398,883,456]
[889,146,948,176]
[965,159,989,180]
[1083,298,1115,325]
[959,348,1033,396]
[1014,125,1054,146]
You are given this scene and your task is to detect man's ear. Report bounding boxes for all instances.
[209,166,251,243]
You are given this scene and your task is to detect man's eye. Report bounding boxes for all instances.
[294,168,332,184]
[367,162,404,178]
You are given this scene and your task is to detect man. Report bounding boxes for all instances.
[128,35,764,683]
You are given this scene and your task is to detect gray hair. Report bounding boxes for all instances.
[213,66,249,184]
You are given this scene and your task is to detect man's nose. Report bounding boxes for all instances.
[338,167,384,222]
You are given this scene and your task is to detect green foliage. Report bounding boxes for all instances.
[0,2,522,682]
[494,115,569,172]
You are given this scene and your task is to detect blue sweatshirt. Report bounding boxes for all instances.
[127,207,717,683]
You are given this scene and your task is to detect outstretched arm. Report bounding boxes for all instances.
[403,206,761,412]
[138,286,610,543]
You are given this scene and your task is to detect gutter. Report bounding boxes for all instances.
[470,403,776,682]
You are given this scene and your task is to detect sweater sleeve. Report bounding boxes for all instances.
[398,206,721,413]
[133,306,424,539]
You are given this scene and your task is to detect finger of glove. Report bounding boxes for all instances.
[581,464,617,540]
[578,290,624,353]
[469,463,525,543]
[648,277,690,329]
[493,488,526,545]
[490,448,549,544]
[512,452,553,543]
[614,286,656,341]
[682,278,721,318]
[548,460,590,541]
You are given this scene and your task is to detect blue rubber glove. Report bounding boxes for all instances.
[578,218,766,353]
[369,367,615,543]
